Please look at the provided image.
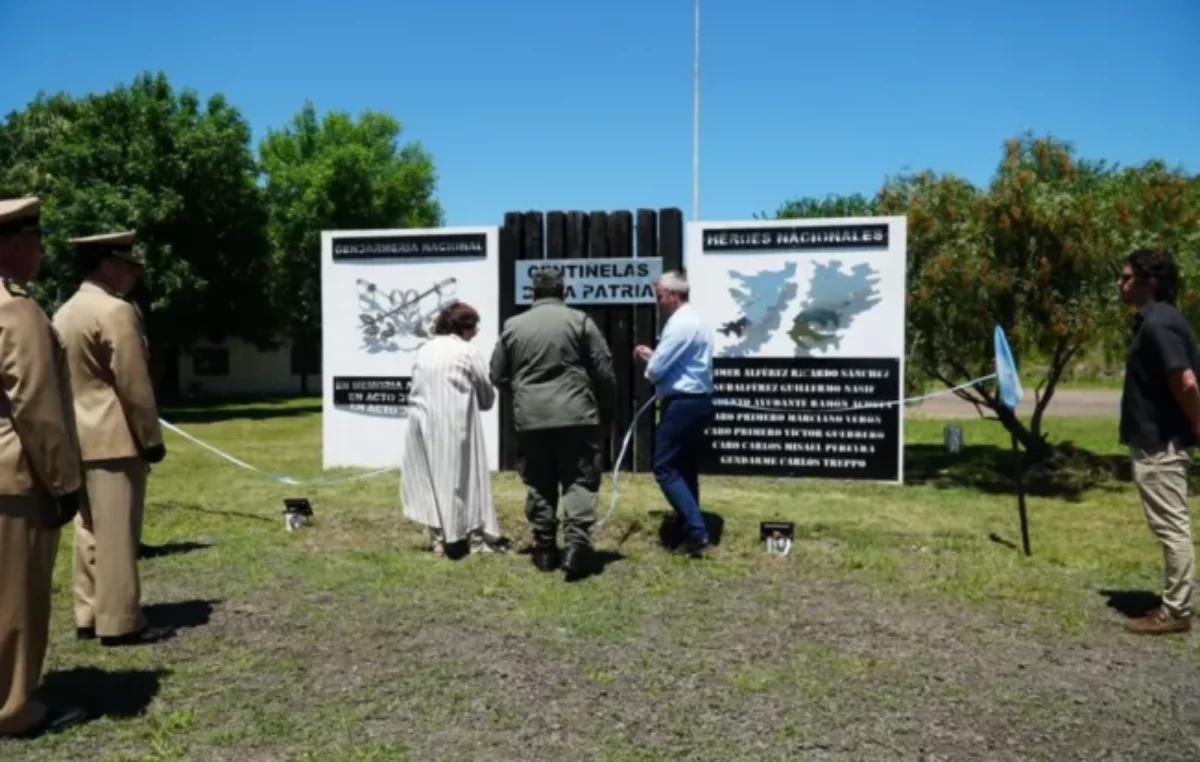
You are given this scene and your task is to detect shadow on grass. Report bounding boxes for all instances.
[37,667,168,721]
[160,395,320,424]
[144,599,220,631]
[988,532,1021,551]
[904,443,1134,501]
[657,511,725,549]
[565,550,625,583]
[158,501,274,524]
[510,546,626,581]
[138,540,212,559]
[1099,589,1161,619]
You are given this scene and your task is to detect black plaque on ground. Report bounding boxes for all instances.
[332,376,412,417]
[702,357,901,482]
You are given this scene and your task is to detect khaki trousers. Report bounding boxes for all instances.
[74,458,148,637]
[1132,443,1195,619]
[0,496,59,736]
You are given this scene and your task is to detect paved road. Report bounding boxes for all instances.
[908,388,1120,418]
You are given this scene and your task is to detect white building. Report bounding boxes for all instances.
[175,337,321,397]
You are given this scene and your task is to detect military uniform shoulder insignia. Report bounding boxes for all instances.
[2,278,27,297]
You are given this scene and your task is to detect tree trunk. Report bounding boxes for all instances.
[993,401,1054,461]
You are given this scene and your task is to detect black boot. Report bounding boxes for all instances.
[562,545,593,582]
[100,625,176,648]
[6,705,88,740]
[531,544,561,572]
[675,537,710,559]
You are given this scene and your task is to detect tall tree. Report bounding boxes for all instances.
[1091,161,1200,361]
[878,134,1199,458]
[771,193,879,220]
[773,134,1200,459]
[0,72,275,357]
[765,191,931,399]
[260,101,442,390]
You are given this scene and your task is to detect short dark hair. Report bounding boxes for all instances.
[531,283,564,300]
[76,244,109,276]
[433,302,480,337]
[1127,247,1179,305]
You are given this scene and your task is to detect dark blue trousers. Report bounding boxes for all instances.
[653,394,714,544]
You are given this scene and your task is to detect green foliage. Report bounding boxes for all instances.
[770,193,879,220]
[0,72,275,349]
[1091,160,1200,361]
[775,132,1200,457]
[759,191,929,401]
[0,76,444,370]
[259,101,442,346]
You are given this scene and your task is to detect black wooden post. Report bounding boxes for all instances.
[633,209,659,472]
[607,211,635,472]
[584,212,613,469]
[546,211,567,261]
[498,212,523,470]
[497,207,678,475]
[657,207,685,326]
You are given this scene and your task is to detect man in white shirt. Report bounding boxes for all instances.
[634,270,715,557]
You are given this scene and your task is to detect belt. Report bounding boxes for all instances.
[1131,437,1194,457]
[661,391,712,401]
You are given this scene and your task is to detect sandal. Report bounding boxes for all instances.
[469,532,507,555]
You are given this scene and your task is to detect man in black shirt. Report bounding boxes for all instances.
[1118,247,1200,635]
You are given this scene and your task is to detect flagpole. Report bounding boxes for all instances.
[691,0,700,222]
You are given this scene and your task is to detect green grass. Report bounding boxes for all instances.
[6,397,1198,761]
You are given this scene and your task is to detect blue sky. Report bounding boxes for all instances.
[1,0,1196,227]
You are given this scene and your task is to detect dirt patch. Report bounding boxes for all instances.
[9,453,1200,762]
[172,552,1200,761]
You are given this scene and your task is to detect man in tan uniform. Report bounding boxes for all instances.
[0,196,88,739]
[54,231,173,647]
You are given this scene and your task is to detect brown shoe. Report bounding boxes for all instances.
[1125,606,1192,635]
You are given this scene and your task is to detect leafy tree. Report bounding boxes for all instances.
[0,71,275,355]
[886,136,1200,457]
[1091,161,1200,362]
[774,133,1200,460]
[259,101,442,390]
[765,191,930,399]
[770,193,879,220]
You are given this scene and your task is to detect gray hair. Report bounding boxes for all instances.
[655,269,690,298]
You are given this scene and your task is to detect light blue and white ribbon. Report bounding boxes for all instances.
[159,325,1022,518]
[600,324,1023,525]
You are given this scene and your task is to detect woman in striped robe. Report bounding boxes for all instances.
[400,302,501,555]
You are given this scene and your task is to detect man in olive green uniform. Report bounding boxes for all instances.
[54,232,173,648]
[0,197,88,739]
[490,269,616,578]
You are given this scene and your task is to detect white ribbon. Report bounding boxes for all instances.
[158,419,396,487]
[157,372,998,500]
[598,373,998,525]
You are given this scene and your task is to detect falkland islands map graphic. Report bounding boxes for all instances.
[716,259,882,357]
